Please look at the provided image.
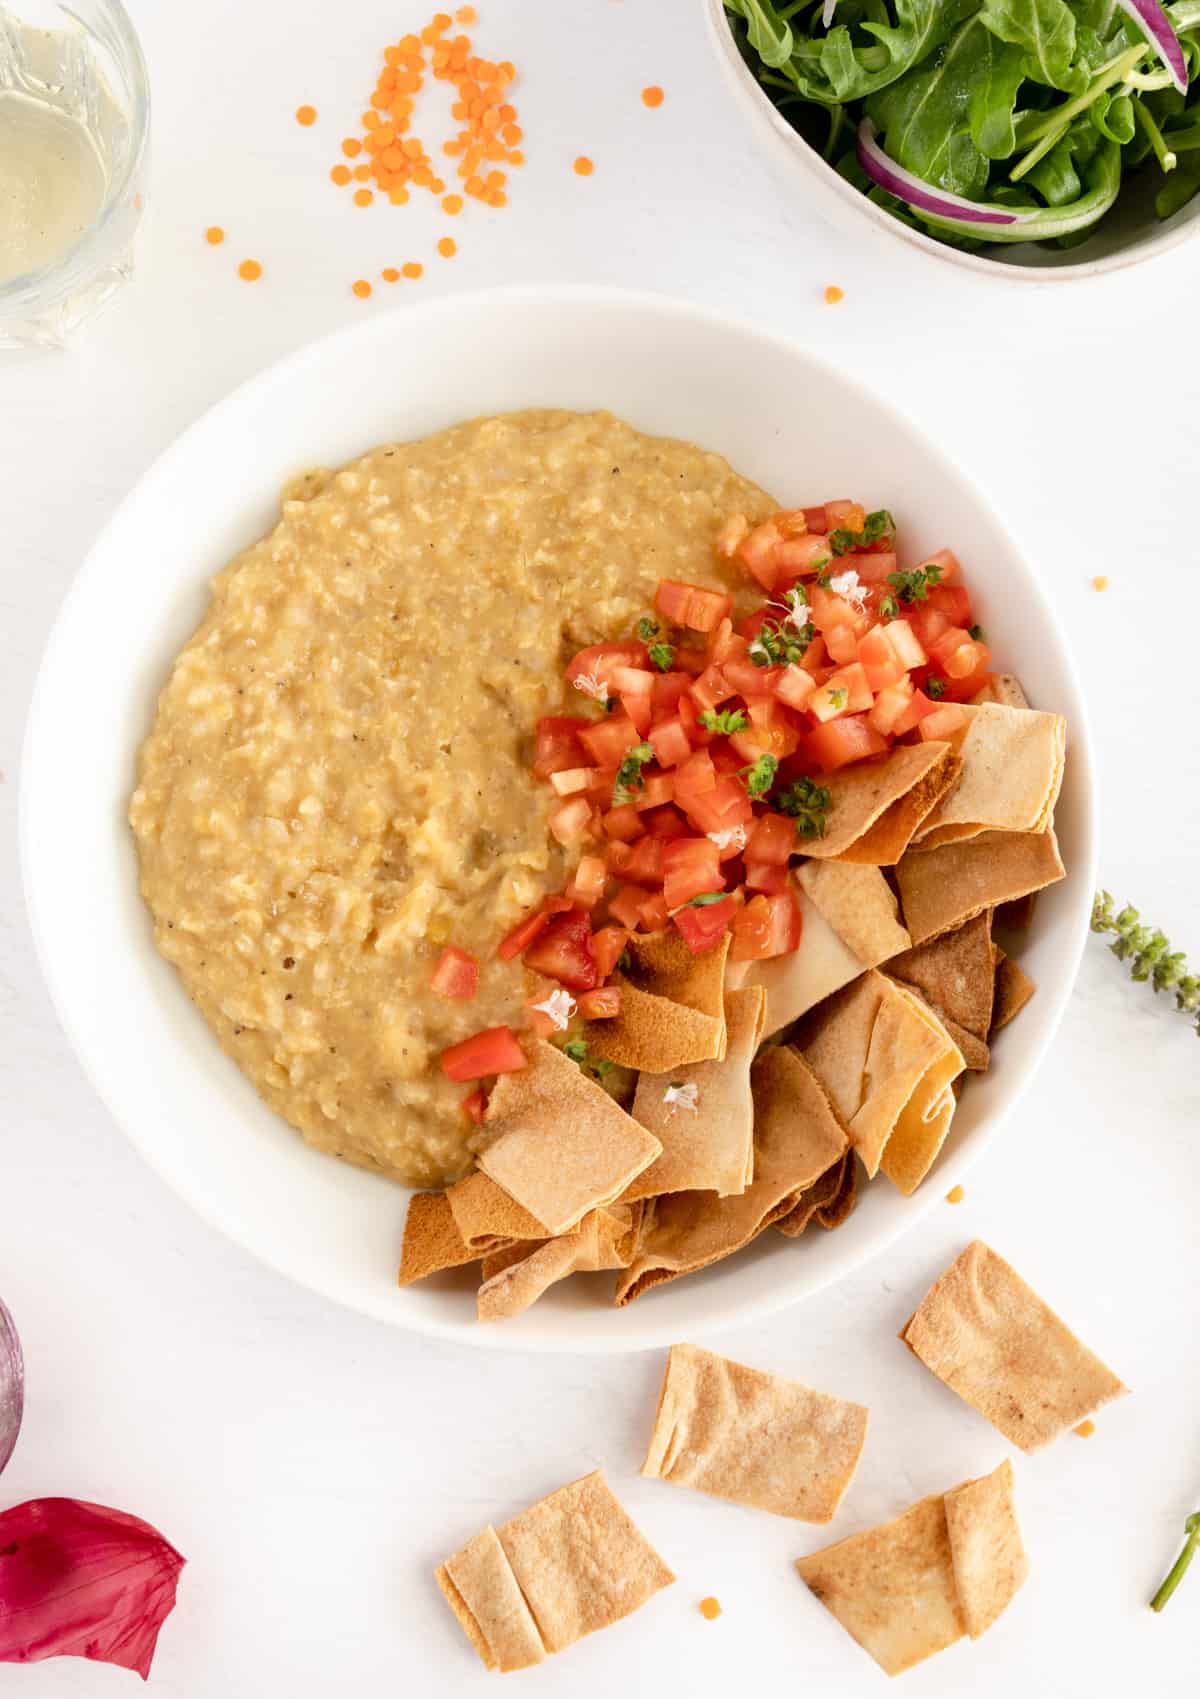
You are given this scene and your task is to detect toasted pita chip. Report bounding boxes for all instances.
[446,1170,551,1253]
[496,1471,675,1655]
[797,860,912,966]
[914,704,1066,847]
[991,955,1036,1033]
[615,1047,847,1305]
[478,1042,660,1236]
[398,1191,480,1286]
[973,673,1029,710]
[817,1150,859,1228]
[944,1460,1028,1638]
[837,754,963,866]
[796,1491,965,1676]
[896,829,1064,946]
[436,1526,546,1672]
[642,1343,869,1522]
[886,912,996,1040]
[877,987,965,1196]
[773,1152,852,1238]
[902,1240,1129,1451]
[995,892,1037,930]
[587,932,730,1073]
[798,743,956,864]
[625,988,764,1201]
[477,1206,637,1321]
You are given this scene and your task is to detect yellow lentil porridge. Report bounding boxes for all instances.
[129,410,771,1186]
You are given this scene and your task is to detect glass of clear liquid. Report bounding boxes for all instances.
[0,0,148,349]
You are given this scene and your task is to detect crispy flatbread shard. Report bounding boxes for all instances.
[641,1343,868,1523]
[914,703,1066,847]
[436,1526,546,1672]
[991,955,1036,1034]
[773,1153,852,1238]
[895,829,1065,946]
[625,988,764,1201]
[944,1460,1028,1638]
[615,1047,847,1305]
[587,932,730,1073]
[495,1471,675,1655]
[973,673,1029,710]
[837,755,963,866]
[798,742,956,864]
[816,1151,859,1229]
[398,1191,481,1286]
[478,1041,660,1236]
[886,912,996,1041]
[797,861,911,966]
[901,1240,1129,1451]
[877,988,965,1196]
[476,1206,637,1321]
[446,1170,550,1252]
[796,1491,965,1676]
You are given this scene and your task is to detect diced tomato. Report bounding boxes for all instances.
[675,748,717,797]
[802,504,827,532]
[918,704,969,742]
[579,713,640,769]
[651,672,689,716]
[927,583,972,627]
[806,715,889,772]
[824,499,865,532]
[775,534,834,576]
[602,802,644,842]
[533,716,589,780]
[586,766,618,799]
[608,883,647,930]
[869,677,915,736]
[662,838,722,910]
[906,602,952,652]
[655,579,733,633]
[642,804,690,839]
[775,508,810,537]
[774,664,816,711]
[730,889,803,961]
[578,986,622,1019]
[543,894,574,917]
[674,644,709,677]
[731,700,802,763]
[440,1025,528,1082]
[845,549,897,585]
[723,658,778,699]
[737,518,784,591]
[525,992,572,1040]
[639,892,671,932]
[565,641,650,690]
[857,627,907,693]
[927,624,972,668]
[745,811,795,866]
[944,638,990,681]
[707,621,748,666]
[745,861,790,894]
[800,632,828,675]
[922,547,960,583]
[809,585,868,637]
[625,836,667,886]
[681,776,754,835]
[715,513,750,558]
[709,742,744,776]
[825,624,860,666]
[524,910,598,991]
[891,688,940,737]
[606,841,634,876]
[549,766,595,798]
[677,693,710,747]
[498,907,549,960]
[883,618,926,670]
[591,925,629,980]
[461,1087,488,1125]
[649,716,693,769]
[611,666,656,698]
[619,690,653,737]
[549,797,594,845]
[941,651,993,703]
[672,893,738,953]
[636,773,675,811]
[429,945,480,1001]
[691,663,733,712]
[566,855,607,910]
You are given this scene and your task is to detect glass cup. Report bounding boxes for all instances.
[0,0,149,349]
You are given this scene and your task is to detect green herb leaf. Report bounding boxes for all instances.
[648,641,675,671]
[616,949,633,973]
[926,675,947,699]
[775,776,833,838]
[1091,891,1200,1033]
[725,0,795,66]
[637,616,660,642]
[968,623,985,640]
[1151,1512,1200,1611]
[880,593,900,619]
[750,620,809,668]
[742,752,779,799]
[978,0,1086,95]
[828,686,849,709]
[699,708,749,734]
[829,509,896,556]
[687,891,729,907]
[612,742,656,806]
[885,563,944,605]
[563,1037,588,1063]
[815,562,834,587]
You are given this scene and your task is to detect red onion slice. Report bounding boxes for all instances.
[823,0,838,27]
[1115,0,1188,92]
[0,1299,21,1477]
[857,119,1030,225]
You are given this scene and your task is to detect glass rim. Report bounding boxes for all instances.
[0,0,150,308]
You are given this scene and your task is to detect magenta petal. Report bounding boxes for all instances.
[0,1499,185,1680]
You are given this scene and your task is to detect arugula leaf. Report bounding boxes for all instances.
[612,742,655,806]
[648,641,676,671]
[742,753,779,799]
[725,0,795,66]
[699,708,749,734]
[978,0,1086,92]
[819,0,975,103]
[775,776,833,837]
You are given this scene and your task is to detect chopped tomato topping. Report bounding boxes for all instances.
[566,641,650,691]
[591,925,629,980]
[579,714,640,768]
[824,499,865,532]
[662,838,722,910]
[649,716,693,769]
[461,1087,488,1124]
[533,716,589,779]
[608,883,648,930]
[672,892,738,953]
[549,797,594,845]
[441,1026,527,1082]
[602,802,645,842]
[625,836,667,886]
[639,892,671,932]
[918,703,969,742]
[730,890,802,961]
[523,910,598,991]
[498,907,550,961]
[890,688,940,737]
[806,715,888,771]
[655,579,733,633]
[566,855,607,910]
[745,861,790,893]
[578,986,621,1019]
[429,945,480,1000]
[745,812,795,866]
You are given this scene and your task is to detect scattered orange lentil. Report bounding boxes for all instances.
[945,1185,965,1204]
[574,155,594,176]
[824,285,845,304]
[205,225,225,245]
[296,104,317,126]
[353,163,373,181]
[456,4,477,19]
[402,261,424,278]
[437,236,457,257]
[1074,1420,1096,1438]
[1092,575,1109,591]
[330,164,351,186]
[389,186,411,205]
[342,136,363,158]
[442,193,464,214]
[641,85,665,108]
[238,259,262,282]
[353,188,375,207]
[352,278,373,299]
[382,267,401,282]
[699,1597,722,1621]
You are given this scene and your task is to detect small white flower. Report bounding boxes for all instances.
[572,670,609,703]
[748,636,770,664]
[828,570,868,612]
[531,988,577,1031]
[708,824,747,853]
[663,1081,700,1115]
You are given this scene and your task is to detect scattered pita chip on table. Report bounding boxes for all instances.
[912,703,1066,848]
[642,1343,869,1522]
[797,742,958,864]
[944,1459,1028,1638]
[478,1041,661,1236]
[901,1240,1129,1450]
[624,987,764,1202]
[477,1205,638,1322]
[437,1471,674,1670]
[895,829,1065,946]
[587,931,730,1072]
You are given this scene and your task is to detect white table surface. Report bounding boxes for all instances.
[3,1,1199,1694]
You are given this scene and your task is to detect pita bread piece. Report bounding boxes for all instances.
[896,829,1065,947]
[796,1491,965,1676]
[479,1041,660,1236]
[588,931,730,1073]
[398,1191,481,1286]
[914,703,1066,847]
[877,987,965,1196]
[817,1150,859,1228]
[886,912,996,1041]
[642,1342,868,1522]
[991,954,1036,1033]
[476,1205,637,1321]
[773,1151,853,1239]
[445,1170,550,1253]
[902,1240,1129,1451]
[973,673,1029,710]
[436,1526,546,1672]
[616,1047,847,1305]
[625,987,764,1201]
[944,1459,1028,1638]
[496,1470,675,1655]
[798,743,956,864]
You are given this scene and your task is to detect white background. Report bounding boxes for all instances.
[3,1,1199,1694]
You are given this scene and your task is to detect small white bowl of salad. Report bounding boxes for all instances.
[705,0,1200,278]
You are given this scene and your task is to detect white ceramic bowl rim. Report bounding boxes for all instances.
[21,284,1097,1351]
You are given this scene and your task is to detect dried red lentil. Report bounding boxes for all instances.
[437,236,457,257]
[573,155,594,176]
[238,259,262,281]
[352,278,372,298]
[824,285,845,304]
[296,104,317,126]
[205,225,225,245]
[641,85,664,108]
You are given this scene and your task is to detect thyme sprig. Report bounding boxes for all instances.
[1091,892,1200,1035]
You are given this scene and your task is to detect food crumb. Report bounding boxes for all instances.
[574,155,595,176]
[352,279,373,299]
[824,285,845,304]
[382,267,401,282]
[1074,1419,1096,1438]
[402,261,423,279]
[945,1184,965,1204]
[205,225,225,245]
[437,236,457,257]
[296,104,317,126]
[1091,575,1109,591]
[238,259,262,282]
[642,85,665,108]
[699,1596,722,1621]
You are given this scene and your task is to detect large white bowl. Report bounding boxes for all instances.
[21,286,1096,1351]
[704,0,1200,282]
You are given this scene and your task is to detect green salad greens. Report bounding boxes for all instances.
[724,0,1200,250]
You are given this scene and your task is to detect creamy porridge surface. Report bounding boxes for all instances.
[129,410,773,1186]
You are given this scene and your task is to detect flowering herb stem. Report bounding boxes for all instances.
[1091,892,1200,1034]
[1151,1512,1200,1611]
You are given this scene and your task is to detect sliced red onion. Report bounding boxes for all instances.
[0,1498,185,1679]
[1115,0,1188,93]
[857,119,1030,225]
[0,1299,21,1477]
[822,0,838,27]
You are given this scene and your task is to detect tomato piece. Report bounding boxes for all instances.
[608,883,647,930]
[737,518,784,591]
[549,766,594,798]
[927,583,972,626]
[775,534,834,576]
[927,624,972,668]
[524,910,599,991]
[461,1087,488,1125]
[430,945,480,1001]
[655,580,733,633]
[842,549,897,585]
[624,836,666,886]
[906,603,952,651]
[672,893,738,953]
[941,652,994,703]
[944,638,990,681]
[691,663,733,712]
[730,889,802,961]
[566,641,650,690]
[809,585,869,636]
[858,627,908,693]
[677,693,710,748]
[723,658,778,699]
[921,547,960,583]
[440,1025,528,1082]
[802,504,827,532]
[806,715,889,772]
[642,804,690,839]
[707,620,747,666]
[825,623,860,666]
[651,672,689,716]
[579,713,640,769]
[566,855,608,910]
[673,644,708,677]
[674,748,717,798]
[606,841,634,876]
[649,716,693,769]
[882,618,926,670]
[636,773,675,811]
[591,925,629,980]
[890,688,939,737]
[730,703,801,764]
[549,797,594,845]
[745,861,790,894]
[824,499,865,532]
[680,777,754,835]
[498,908,549,960]
[662,838,723,910]
[533,716,589,780]
[918,704,969,742]
[745,811,795,866]
[639,892,671,932]
[578,986,622,1019]
[868,677,915,736]
[602,802,644,842]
